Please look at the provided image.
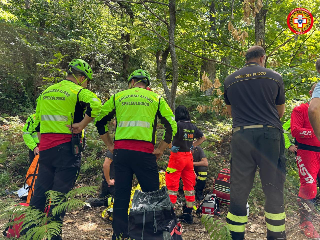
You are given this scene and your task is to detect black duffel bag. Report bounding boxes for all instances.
[128,187,183,240]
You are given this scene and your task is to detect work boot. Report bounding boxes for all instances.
[177,206,193,224]
[297,197,320,239]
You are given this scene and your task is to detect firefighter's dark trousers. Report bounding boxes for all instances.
[112,149,159,240]
[227,126,286,240]
[194,166,207,201]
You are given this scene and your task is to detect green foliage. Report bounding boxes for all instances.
[247,172,264,215]
[0,116,29,192]
[201,214,232,240]
[79,122,106,183]
[0,186,96,239]
[0,171,10,194]
[175,88,227,122]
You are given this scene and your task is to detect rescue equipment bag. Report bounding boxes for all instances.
[197,194,220,216]
[213,168,230,205]
[128,187,183,240]
[25,154,39,204]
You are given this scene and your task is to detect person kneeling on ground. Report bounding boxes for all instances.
[86,151,114,207]
[192,146,208,201]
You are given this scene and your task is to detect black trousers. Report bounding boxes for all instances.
[227,127,286,240]
[112,149,159,239]
[194,166,207,200]
[29,149,35,165]
[30,142,80,236]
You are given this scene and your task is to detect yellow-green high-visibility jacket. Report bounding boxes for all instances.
[34,80,101,134]
[22,114,39,151]
[95,87,177,144]
[283,118,294,149]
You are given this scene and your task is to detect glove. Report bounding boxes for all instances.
[171,146,180,153]
[190,145,194,151]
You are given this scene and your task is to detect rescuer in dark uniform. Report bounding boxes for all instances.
[224,46,286,240]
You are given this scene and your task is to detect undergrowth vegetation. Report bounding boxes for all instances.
[0,89,306,239]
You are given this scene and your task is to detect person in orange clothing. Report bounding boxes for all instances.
[166,105,206,224]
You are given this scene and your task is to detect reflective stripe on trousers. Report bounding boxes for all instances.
[265,211,286,232]
[226,212,248,237]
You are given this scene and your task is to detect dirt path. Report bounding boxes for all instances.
[0,194,310,240]
[60,204,307,240]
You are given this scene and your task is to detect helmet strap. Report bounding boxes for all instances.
[72,72,87,86]
[133,80,142,87]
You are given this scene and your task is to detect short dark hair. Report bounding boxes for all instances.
[245,46,265,62]
[175,105,190,121]
[132,77,147,86]
[67,68,86,79]
[316,59,320,72]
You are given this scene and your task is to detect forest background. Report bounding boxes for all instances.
[0,0,320,239]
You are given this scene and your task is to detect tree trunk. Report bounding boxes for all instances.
[25,0,30,9]
[121,33,130,81]
[156,48,171,100]
[209,1,216,32]
[255,8,268,48]
[220,56,230,81]
[168,0,178,111]
[201,60,216,96]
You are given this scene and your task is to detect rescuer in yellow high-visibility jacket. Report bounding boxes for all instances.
[30,59,101,240]
[95,69,177,240]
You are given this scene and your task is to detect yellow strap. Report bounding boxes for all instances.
[227,212,248,223]
[265,211,286,221]
[198,172,207,176]
[227,223,246,233]
[166,167,177,173]
[266,223,285,232]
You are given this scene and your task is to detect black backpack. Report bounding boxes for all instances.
[128,187,183,240]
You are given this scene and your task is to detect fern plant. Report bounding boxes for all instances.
[201,214,232,240]
[0,185,97,240]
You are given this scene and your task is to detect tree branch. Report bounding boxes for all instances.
[267,35,296,58]
[230,0,235,20]
[265,29,285,50]
[289,30,315,67]
[145,21,239,70]
[142,1,168,26]
[109,0,168,6]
